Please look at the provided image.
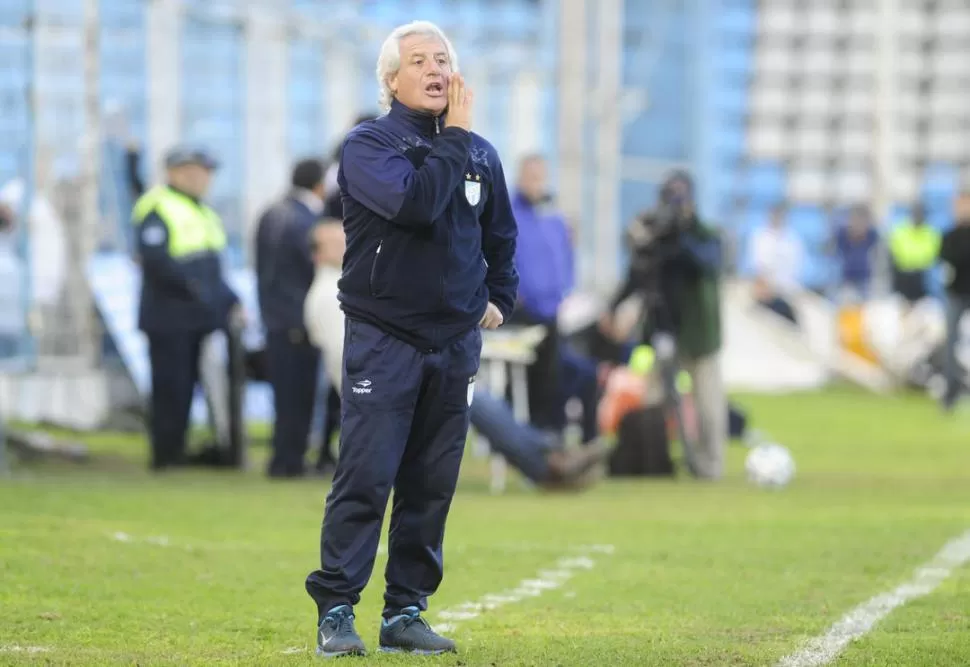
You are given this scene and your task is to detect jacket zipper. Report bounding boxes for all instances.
[439,237,448,308]
[369,240,382,295]
[430,115,442,347]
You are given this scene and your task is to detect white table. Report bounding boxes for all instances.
[476,325,546,493]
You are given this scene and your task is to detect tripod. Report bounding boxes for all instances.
[637,282,699,477]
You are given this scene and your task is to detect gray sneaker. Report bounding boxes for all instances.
[316,605,366,658]
[378,606,456,655]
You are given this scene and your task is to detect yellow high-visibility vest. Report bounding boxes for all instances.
[132,185,226,258]
[888,222,940,272]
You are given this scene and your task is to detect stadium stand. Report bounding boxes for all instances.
[740,0,970,290]
[2,0,968,425]
[1,0,562,428]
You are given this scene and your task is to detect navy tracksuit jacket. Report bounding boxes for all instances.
[305,99,518,620]
[254,193,321,477]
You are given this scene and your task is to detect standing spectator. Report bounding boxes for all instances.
[748,204,803,324]
[938,191,970,411]
[835,204,879,301]
[509,154,574,434]
[0,178,67,321]
[254,158,327,478]
[889,203,940,305]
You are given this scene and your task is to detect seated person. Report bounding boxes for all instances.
[469,391,606,489]
[749,204,802,325]
[303,220,609,491]
[752,276,798,325]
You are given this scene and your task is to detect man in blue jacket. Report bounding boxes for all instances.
[509,154,576,435]
[255,158,327,478]
[304,20,518,658]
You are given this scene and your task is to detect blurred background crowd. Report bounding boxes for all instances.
[1,0,969,482]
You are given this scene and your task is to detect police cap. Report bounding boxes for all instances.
[164,145,219,170]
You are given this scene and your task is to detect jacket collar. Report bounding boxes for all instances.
[290,187,323,216]
[513,191,554,217]
[388,98,441,137]
[165,183,201,205]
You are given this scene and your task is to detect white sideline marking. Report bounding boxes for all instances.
[432,546,610,634]
[0,645,51,654]
[278,544,613,655]
[778,529,970,667]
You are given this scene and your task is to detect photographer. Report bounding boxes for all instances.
[600,170,726,480]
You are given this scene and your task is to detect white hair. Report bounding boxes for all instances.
[376,20,459,113]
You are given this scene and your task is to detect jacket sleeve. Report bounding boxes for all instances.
[125,147,145,198]
[480,147,519,321]
[940,230,953,263]
[217,270,240,322]
[560,217,576,294]
[680,226,723,276]
[608,270,639,312]
[136,211,200,300]
[340,127,471,227]
[296,219,316,278]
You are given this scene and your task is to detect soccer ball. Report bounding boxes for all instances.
[744,443,795,489]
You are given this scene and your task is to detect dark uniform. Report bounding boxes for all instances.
[305,99,518,635]
[254,190,321,477]
[132,151,238,470]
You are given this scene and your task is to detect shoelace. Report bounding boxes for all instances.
[398,611,431,632]
[326,611,356,635]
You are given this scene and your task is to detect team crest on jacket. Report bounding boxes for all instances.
[464,173,482,206]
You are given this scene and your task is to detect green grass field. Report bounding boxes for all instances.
[2,387,969,666]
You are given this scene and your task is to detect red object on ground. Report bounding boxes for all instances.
[598,368,699,442]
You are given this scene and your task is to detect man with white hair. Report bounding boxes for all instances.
[304,21,518,657]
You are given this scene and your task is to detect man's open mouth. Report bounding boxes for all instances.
[425,82,444,94]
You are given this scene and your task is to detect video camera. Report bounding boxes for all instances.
[628,194,694,259]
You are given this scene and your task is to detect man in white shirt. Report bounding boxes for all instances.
[304,220,346,393]
[748,204,804,324]
[0,178,67,311]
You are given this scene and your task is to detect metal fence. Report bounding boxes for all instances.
[0,0,101,370]
[0,0,582,375]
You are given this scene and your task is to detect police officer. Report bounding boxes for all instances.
[254,158,326,478]
[132,146,239,471]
